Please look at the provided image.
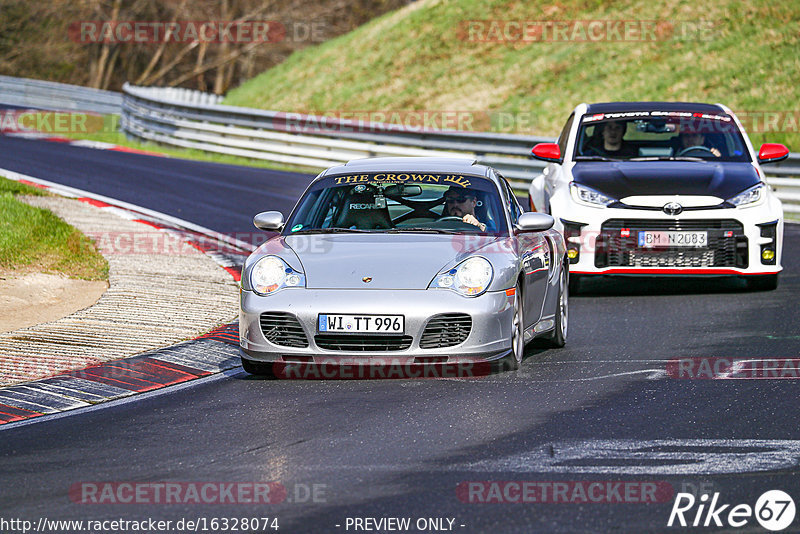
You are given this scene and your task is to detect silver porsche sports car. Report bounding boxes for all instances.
[239,157,568,376]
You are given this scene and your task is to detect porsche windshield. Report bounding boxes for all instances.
[575,112,751,162]
[285,173,507,235]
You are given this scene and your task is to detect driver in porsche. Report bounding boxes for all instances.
[441,186,493,231]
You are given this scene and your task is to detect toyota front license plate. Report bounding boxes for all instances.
[638,231,708,248]
[319,314,404,334]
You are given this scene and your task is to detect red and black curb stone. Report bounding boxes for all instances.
[0,173,250,427]
[0,323,241,426]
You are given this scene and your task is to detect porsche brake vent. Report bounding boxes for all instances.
[260,312,309,348]
[420,314,472,349]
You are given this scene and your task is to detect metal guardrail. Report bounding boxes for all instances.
[119,84,800,213]
[2,77,795,213]
[0,75,122,115]
[121,83,552,182]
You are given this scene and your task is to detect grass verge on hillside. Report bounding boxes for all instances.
[0,177,108,280]
[224,0,800,151]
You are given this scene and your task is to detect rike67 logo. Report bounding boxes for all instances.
[668,490,796,531]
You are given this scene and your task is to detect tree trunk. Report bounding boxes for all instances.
[90,0,122,89]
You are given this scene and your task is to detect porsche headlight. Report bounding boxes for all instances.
[250,256,305,296]
[728,183,765,207]
[570,182,615,207]
[430,256,493,297]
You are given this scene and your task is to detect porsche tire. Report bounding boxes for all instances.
[543,267,568,348]
[505,283,525,371]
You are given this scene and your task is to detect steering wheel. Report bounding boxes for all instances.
[677,145,714,157]
[436,216,465,222]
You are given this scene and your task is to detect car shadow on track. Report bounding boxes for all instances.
[573,275,752,297]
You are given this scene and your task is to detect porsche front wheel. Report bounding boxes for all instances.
[506,283,525,371]
[543,267,568,348]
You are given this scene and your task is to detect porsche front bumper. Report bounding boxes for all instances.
[239,287,516,364]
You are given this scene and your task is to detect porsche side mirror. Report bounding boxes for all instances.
[757,143,789,164]
[531,143,562,163]
[253,211,284,231]
[516,212,554,232]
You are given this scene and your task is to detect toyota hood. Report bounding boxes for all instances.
[571,161,760,200]
[283,233,505,289]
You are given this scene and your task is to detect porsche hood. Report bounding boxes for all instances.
[282,233,505,290]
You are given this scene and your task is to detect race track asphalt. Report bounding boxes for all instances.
[1,134,798,533]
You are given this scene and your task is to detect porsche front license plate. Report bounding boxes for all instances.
[638,231,708,248]
[318,314,404,334]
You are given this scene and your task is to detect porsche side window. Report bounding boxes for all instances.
[319,188,347,228]
[499,175,522,222]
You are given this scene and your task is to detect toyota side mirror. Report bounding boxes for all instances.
[531,143,562,163]
[757,143,789,164]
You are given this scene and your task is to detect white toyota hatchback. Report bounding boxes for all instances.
[528,102,788,292]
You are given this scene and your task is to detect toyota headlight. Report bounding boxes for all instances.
[570,182,615,207]
[430,256,493,296]
[250,256,305,296]
[728,183,765,207]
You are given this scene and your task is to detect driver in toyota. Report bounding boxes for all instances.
[678,131,721,157]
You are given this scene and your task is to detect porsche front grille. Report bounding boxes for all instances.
[260,312,309,348]
[597,219,747,268]
[420,314,472,349]
[314,334,413,351]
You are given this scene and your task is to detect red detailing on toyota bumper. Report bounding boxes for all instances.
[571,268,775,275]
